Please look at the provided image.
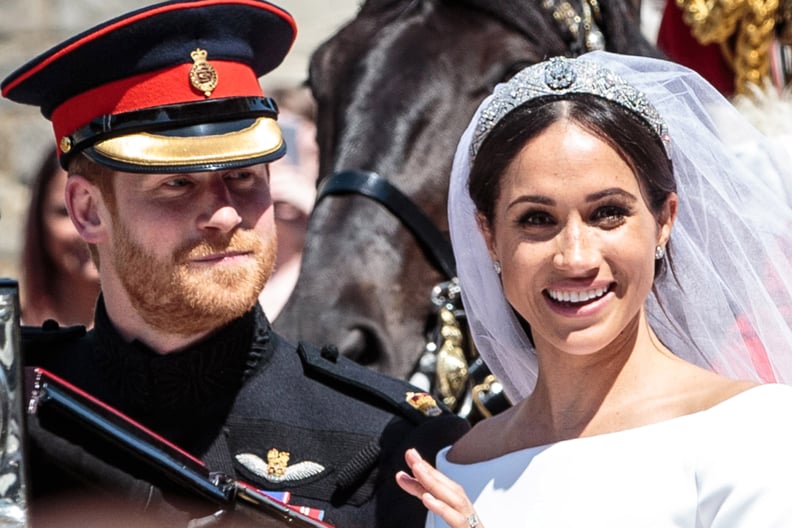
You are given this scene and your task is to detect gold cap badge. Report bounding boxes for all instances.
[406,391,442,417]
[189,48,218,97]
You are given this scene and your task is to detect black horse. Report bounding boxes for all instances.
[276,0,658,395]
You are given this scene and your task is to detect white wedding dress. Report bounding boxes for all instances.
[427,384,792,527]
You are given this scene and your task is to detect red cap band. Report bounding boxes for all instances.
[51,60,264,148]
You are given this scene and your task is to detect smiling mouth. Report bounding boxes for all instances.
[545,284,612,304]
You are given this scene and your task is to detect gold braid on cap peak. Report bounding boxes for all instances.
[470,57,670,160]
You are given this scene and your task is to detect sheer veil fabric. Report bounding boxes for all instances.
[449,51,792,402]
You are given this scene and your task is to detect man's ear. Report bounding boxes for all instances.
[65,175,109,244]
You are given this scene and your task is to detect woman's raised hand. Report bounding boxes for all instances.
[396,448,483,528]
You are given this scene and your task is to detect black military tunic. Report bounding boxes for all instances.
[22,297,469,527]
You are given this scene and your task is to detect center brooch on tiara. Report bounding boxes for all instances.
[545,57,576,90]
[469,56,670,160]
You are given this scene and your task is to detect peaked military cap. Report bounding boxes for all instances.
[1,0,296,173]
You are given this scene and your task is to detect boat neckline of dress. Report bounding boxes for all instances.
[441,383,789,466]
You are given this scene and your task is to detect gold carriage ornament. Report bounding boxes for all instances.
[676,0,791,93]
[426,279,473,411]
[432,301,509,419]
[406,277,511,421]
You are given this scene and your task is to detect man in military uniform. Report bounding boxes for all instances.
[1,1,469,526]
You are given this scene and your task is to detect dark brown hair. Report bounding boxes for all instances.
[469,94,674,222]
[20,147,62,321]
[469,94,675,277]
[468,94,678,341]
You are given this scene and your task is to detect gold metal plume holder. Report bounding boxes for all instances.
[427,278,509,421]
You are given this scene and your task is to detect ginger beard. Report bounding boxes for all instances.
[112,219,276,336]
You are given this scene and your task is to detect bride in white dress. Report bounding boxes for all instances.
[396,52,792,527]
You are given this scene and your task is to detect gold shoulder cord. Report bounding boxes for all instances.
[676,0,780,93]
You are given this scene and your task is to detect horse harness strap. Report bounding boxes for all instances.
[316,170,457,280]
[313,170,508,421]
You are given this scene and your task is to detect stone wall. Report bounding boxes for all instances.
[0,0,358,280]
[1,1,156,279]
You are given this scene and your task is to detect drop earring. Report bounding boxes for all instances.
[655,245,666,260]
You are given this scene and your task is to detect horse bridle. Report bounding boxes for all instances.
[317,170,457,279]
[315,169,508,421]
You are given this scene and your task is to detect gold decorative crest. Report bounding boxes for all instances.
[189,48,218,97]
[405,391,442,417]
[235,450,326,484]
[266,448,290,478]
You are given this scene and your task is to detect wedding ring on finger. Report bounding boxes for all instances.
[466,513,480,528]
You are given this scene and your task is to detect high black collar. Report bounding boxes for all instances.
[90,296,273,419]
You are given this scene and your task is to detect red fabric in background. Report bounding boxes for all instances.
[657,1,736,96]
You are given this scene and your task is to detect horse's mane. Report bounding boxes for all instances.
[461,0,659,56]
[352,0,660,58]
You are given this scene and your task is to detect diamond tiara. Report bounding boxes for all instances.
[470,56,670,159]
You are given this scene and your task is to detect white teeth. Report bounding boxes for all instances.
[548,286,608,303]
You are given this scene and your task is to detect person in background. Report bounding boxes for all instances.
[2,1,468,526]
[657,0,790,96]
[396,52,792,527]
[259,85,319,320]
[20,146,99,327]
